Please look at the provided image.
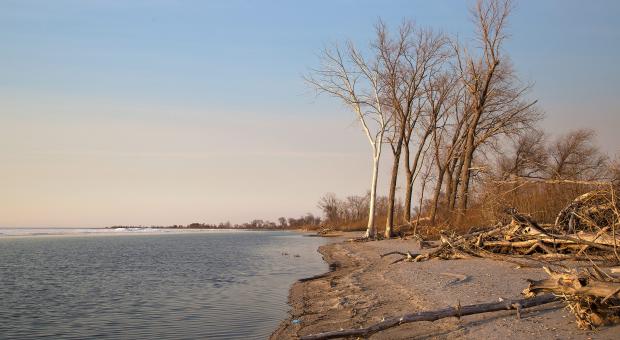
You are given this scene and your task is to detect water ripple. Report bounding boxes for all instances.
[0,231,328,339]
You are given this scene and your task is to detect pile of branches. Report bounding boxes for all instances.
[383,189,620,265]
[555,189,619,233]
[524,266,620,329]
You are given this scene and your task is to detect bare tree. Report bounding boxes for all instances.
[547,129,608,180]
[318,193,340,224]
[307,42,390,238]
[375,22,448,237]
[278,217,288,228]
[497,129,547,179]
[346,194,370,221]
[402,100,432,222]
[453,0,538,222]
[427,71,467,223]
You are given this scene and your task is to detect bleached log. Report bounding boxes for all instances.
[524,268,620,300]
[299,295,559,340]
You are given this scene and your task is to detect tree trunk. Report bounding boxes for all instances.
[445,159,455,209]
[449,156,463,211]
[403,142,413,222]
[429,166,446,224]
[403,131,430,224]
[456,112,481,223]
[385,132,405,238]
[366,151,381,239]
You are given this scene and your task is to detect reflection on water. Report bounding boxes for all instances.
[0,231,328,339]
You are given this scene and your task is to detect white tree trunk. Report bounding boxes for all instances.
[365,140,382,239]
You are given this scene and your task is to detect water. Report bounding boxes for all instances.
[0,230,329,339]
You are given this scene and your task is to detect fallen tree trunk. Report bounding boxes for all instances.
[299,294,559,340]
[524,268,620,300]
[482,231,619,251]
[523,267,620,329]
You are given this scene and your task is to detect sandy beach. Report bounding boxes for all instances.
[272,236,620,339]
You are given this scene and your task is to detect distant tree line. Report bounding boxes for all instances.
[110,213,322,230]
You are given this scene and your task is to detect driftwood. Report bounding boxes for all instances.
[380,251,420,264]
[382,201,620,266]
[299,294,559,340]
[523,267,620,329]
[524,267,620,300]
[556,190,618,233]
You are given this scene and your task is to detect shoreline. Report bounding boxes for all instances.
[272,236,619,339]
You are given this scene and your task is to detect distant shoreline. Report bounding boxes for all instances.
[0,227,304,239]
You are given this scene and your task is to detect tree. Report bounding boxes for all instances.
[497,129,547,179]
[378,21,449,238]
[402,100,433,222]
[318,193,340,224]
[426,71,466,223]
[547,129,608,180]
[453,0,538,222]
[307,41,391,238]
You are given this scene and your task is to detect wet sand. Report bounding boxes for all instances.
[272,236,619,339]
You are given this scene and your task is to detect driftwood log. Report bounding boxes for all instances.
[382,205,620,266]
[299,294,559,340]
[523,267,620,329]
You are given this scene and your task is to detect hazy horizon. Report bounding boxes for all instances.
[2,0,619,228]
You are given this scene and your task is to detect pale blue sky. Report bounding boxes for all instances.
[1,1,619,227]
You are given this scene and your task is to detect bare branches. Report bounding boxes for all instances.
[309,0,611,235]
[547,129,609,181]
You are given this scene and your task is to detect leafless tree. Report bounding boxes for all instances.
[318,193,340,224]
[402,100,432,222]
[278,217,288,228]
[426,71,467,223]
[453,0,539,222]
[346,194,370,221]
[306,42,391,238]
[375,22,448,237]
[547,129,608,180]
[498,129,548,179]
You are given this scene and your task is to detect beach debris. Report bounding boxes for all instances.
[299,294,559,340]
[379,251,419,264]
[523,266,620,329]
[381,190,620,266]
[292,319,301,325]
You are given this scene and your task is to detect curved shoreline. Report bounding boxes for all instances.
[271,237,619,339]
[270,243,342,339]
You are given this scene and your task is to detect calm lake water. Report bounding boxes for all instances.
[0,230,329,339]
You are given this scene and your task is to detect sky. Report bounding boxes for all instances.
[1,0,619,228]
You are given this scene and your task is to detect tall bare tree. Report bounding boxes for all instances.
[547,129,608,180]
[306,42,390,239]
[377,22,449,237]
[453,0,538,222]
[426,72,467,223]
[402,101,433,222]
